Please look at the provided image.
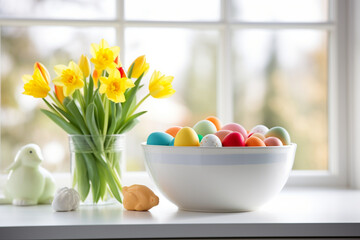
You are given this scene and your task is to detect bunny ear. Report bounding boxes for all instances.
[5,159,21,173]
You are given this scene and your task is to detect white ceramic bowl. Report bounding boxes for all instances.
[142,143,296,212]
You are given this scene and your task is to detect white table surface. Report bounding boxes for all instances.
[1,187,360,239]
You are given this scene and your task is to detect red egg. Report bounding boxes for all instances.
[222,132,245,147]
[222,123,248,141]
[214,130,232,142]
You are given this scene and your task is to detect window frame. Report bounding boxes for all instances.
[0,0,356,188]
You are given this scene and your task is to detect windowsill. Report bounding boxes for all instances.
[1,173,360,239]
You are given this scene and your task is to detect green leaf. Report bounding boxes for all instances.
[75,153,90,202]
[107,101,117,135]
[53,105,78,126]
[87,74,94,105]
[117,111,146,134]
[41,109,81,134]
[82,153,101,203]
[120,72,145,122]
[94,92,105,132]
[66,100,90,135]
[127,62,135,78]
[85,103,103,152]
[95,160,108,201]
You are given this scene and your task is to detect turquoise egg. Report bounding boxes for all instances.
[265,127,291,145]
[193,120,217,136]
[169,138,175,146]
[147,132,173,145]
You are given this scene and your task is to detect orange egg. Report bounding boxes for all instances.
[245,136,266,147]
[165,126,182,138]
[205,116,222,131]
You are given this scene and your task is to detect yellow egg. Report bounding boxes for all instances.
[174,127,200,146]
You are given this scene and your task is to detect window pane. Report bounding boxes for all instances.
[233,29,328,170]
[0,0,116,19]
[231,0,328,22]
[1,26,116,172]
[125,0,220,21]
[124,28,218,171]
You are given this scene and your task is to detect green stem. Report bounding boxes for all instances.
[103,98,110,135]
[49,93,65,111]
[127,93,150,120]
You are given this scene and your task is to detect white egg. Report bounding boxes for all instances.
[200,134,222,147]
[250,125,269,135]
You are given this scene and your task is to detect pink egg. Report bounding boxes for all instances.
[222,123,248,141]
[222,132,245,147]
[264,137,283,146]
[214,130,232,142]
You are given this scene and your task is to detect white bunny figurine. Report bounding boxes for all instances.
[1,144,56,206]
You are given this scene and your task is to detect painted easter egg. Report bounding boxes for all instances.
[265,126,291,145]
[193,120,217,136]
[200,134,222,147]
[174,127,200,146]
[205,116,222,131]
[165,126,182,138]
[264,137,283,146]
[198,134,203,142]
[169,138,175,146]
[222,132,245,147]
[245,136,266,147]
[147,132,173,146]
[214,130,232,142]
[251,133,265,141]
[222,123,248,141]
[250,125,269,135]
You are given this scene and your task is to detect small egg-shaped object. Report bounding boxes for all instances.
[193,120,217,137]
[251,133,265,140]
[165,126,182,138]
[52,187,80,212]
[264,137,283,146]
[169,138,175,146]
[147,132,173,145]
[205,116,222,131]
[265,126,291,145]
[198,134,203,142]
[174,127,200,146]
[222,123,248,141]
[222,132,245,147]
[245,136,266,147]
[200,134,222,147]
[214,130,232,142]
[250,125,269,135]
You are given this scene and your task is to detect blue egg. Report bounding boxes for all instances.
[147,132,173,145]
[169,138,175,146]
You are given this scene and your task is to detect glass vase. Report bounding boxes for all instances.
[69,134,125,205]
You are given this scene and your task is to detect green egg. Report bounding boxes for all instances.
[193,120,217,136]
[198,134,203,142]
[265,126,291,145]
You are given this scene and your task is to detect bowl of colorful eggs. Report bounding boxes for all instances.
[142,116,296,212]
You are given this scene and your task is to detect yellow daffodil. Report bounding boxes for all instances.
[53,61,84,97]
[129,55,149,78]
[22,62,51,98]
[99,69,135,103]
[78,54,90,78]
[54,85,65,103]
[149,70,175,98]
[90,39,120,72]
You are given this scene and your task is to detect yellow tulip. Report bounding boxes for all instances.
[34,62,51,84]
[149,70,175,98]
[53,61,84,97]
[22,64,51,98]
[129,55,149,78]
[99,68,135,103]
[78,54,90,78]
[90,39,120,72]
